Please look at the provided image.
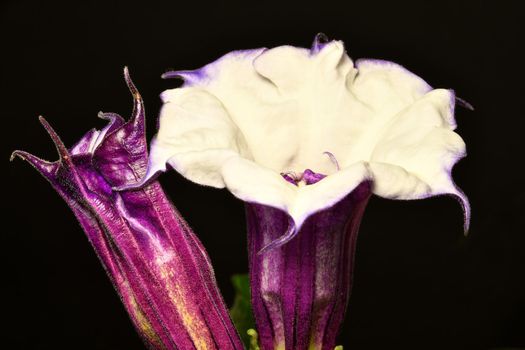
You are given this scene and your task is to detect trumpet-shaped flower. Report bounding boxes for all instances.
[134,34,469,232]
[130,34,470,350]
[11,69,243,350]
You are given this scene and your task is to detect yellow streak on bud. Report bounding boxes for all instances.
[129,292,163,347]
[119,277,165,349]
[156,248,214,350]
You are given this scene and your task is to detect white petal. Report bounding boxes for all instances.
[149,38,469,229]
[151,87,250,188]
[221,157,370,228]
[369,89,465,197]
[353,58,432,108]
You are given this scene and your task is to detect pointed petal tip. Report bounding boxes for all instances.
[323,151,340,171]
[97,111,125,124]
[37,116,72,162]
[10,116,63,173]
[122,67,145,130]
[123,66,141,101]
[161,70,201,83]
[9,150,20,162]
[257,223,297,255]
[460,198,471,236]
[10,149,56,175]
[97,111,115,121]
[161,70,178,80]
[10,149,41,163]
[456,96,474,111]
[463,212,471,236]
[311,32,331,54]
[161,69,192,80]
[452,189,471,236]
[313,32,329,44]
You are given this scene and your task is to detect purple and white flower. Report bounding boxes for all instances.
[131,34,470,350]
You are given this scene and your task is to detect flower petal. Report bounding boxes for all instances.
[368,89,470,230]
[144,36,469,231]
[352,58,433,109]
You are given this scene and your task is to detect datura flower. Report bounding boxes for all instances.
[125,34,470,350]
[11,69,243,350]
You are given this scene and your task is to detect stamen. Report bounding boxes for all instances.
[323,151,340,171]
[302,169,326,185]
[281,152,338,186]
[280,171,299,185]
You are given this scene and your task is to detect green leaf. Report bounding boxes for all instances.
[229,274,256,348]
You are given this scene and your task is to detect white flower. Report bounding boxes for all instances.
[136,35,470,233]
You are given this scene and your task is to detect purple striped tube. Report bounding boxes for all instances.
[11,68,243,350]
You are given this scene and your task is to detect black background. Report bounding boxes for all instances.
[2,1,524,349]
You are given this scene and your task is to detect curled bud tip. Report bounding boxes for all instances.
[38,116,71,162]
[124,66,141,101]
[10,150,56,175]
[9,151,18,162]
[12,151,31,163]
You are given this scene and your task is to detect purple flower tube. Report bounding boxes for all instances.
[247,176,371,350]
[11,68,243,350]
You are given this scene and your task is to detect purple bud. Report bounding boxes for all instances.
[11,68,243,350]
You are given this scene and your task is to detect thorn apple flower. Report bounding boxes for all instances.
[11,69,244,350]
[129,34,470,350]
